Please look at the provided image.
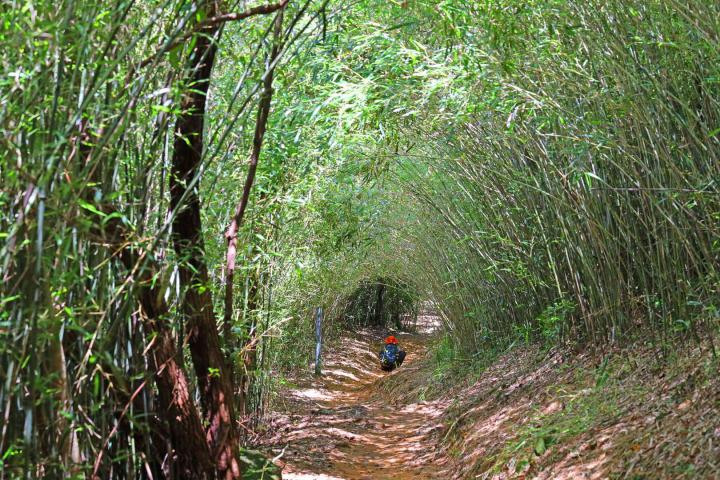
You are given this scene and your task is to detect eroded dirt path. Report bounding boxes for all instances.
[259,318,447,479]
[258,318,720,480]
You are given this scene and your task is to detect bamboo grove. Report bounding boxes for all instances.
[1,0,719,478]
[1,0,329,477]
[388,0,720,353]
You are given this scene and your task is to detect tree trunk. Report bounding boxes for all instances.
[140,296,214,479]
[75,121,214,478]
[374,283,385,326]
[169,16,242,479]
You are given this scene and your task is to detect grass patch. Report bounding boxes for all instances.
[423,334,500,399]
[482,364,629,476]
[238,448,282,480]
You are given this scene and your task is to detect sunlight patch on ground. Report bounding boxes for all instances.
[259,319,445,479]
[290,388,330,401]
[283,473,346,480]
[322,368,363,382]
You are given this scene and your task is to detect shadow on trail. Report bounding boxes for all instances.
[260,315,447,480]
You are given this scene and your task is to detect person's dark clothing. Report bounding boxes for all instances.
[379,343,406,371]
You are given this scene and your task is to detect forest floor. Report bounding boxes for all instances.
[257,317,720,479]
[257,314,444,479]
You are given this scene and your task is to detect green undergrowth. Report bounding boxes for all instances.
[238,448,282,480]
[418,334,502,400]
[484,361,632,475]
[472,342,719,478]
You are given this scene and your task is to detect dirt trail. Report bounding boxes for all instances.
[260,316,447,479]
[258,316,720,480]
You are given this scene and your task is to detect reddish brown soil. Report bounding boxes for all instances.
[258,324,720,480]
[434,343,720,480]
[258,319,447,480]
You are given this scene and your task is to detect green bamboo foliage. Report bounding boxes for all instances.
[1,0,720,474]
[385,0,720,354]
[1,2,191,474]
[0,0,327,474]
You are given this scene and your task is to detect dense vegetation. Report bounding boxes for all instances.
[1,0,718,477]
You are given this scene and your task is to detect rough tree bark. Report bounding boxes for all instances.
[169,13,242,479]
[74,124,213,478]
[136,286,214,478]
[170,2,287,478]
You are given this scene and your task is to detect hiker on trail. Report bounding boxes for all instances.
[379,335,406,371]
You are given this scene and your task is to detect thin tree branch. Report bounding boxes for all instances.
[201,0,290,27]
[139,0,290,69]
[223,8,285,352]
